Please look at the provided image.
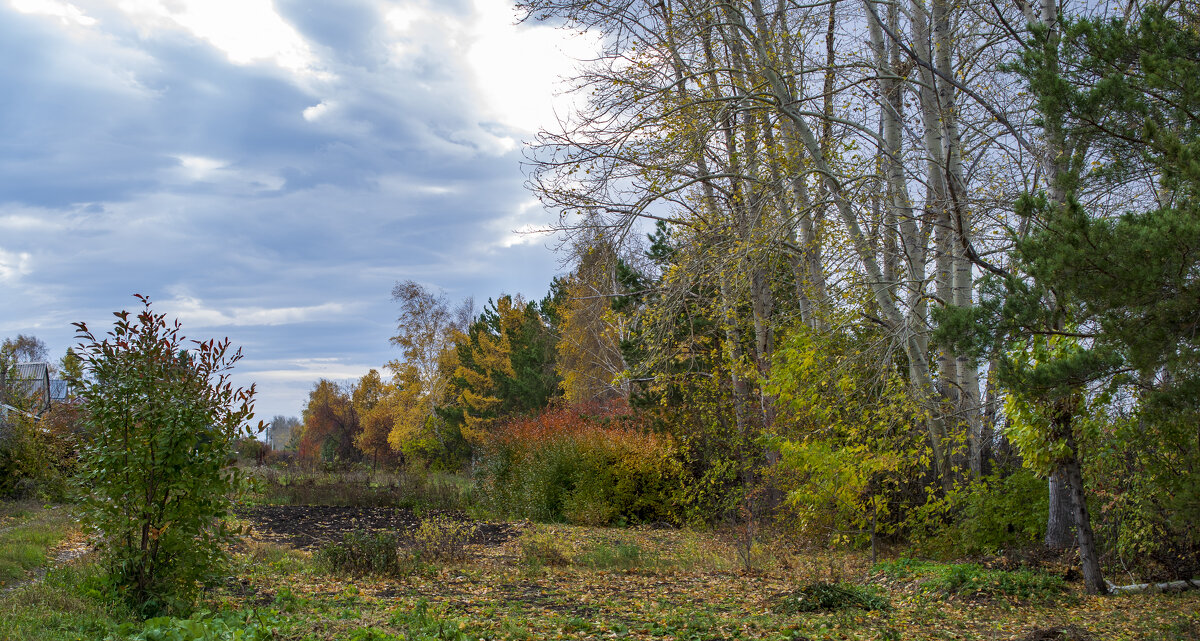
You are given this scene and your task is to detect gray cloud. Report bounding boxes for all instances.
[0,0,573,420]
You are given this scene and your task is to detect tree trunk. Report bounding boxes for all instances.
[1045,396,1107,594]
[1045,471,1075,549]
[1062,428,1108,594]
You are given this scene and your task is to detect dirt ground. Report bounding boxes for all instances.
[236,504,519,550]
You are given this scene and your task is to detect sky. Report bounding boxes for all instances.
[0,0,600,422]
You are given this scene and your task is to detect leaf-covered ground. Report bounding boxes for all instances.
[212,510,1200,641]
[1,503,1197,640]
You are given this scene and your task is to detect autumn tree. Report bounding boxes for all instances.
[349,369,400,470]
[556,240,631,404]
[448,294,559,444]
[299,379,360,465]
[386,281,472,464]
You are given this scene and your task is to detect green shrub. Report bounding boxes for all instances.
[316,530,401,575]
[74,298,260,614]
[412,515,477,562]
[519,532,570,567]
[907,470,1048,558]
[774,582,891,613]
[875,559,1067,601]
[478,403,682,525]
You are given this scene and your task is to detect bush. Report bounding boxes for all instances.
[874,559,1067,601]
[316,530,402,575]
[774,582,891,613]
[478,403,682,525]
[519,532,570,567]
[907,470,1048,558]
[0,412,75,500]
[73,297,260,613]
[412,515,477,562]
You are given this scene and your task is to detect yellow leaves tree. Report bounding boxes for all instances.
[351,369,400,470]
[385,280,472,462]
[555,243,629,404]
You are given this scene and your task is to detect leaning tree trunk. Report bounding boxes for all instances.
[1051,397,1108,594]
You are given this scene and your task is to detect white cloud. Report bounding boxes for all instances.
[302,101,330,122]
[160,295,350,328]
[9,0,95,26]
[244,358,377,383]
[175,154,226,179]
[492,199,554,248]
[0,213,61,232]
[466,0,600,134]
[0,248,33,282]
[114,0,320,76]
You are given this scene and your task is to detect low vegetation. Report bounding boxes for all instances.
[1,513,1197,641]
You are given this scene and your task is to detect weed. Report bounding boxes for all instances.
[388,598,471,640]
[412,515,477,563]
[519,532,570,568]
[124,609,282,641]
[923,564,1066,600]
[874,558,1067,601]
[873,557,930,579]
[578,541,647,570]
[315,530,401,576]
[775,582,892,613]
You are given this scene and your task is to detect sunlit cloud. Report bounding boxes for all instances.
[9,0,95,26]
[114,0,320,75]
[0,248,33,282]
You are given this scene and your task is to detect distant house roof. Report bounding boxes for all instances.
[49,379,71,403]
[6,362,52,414]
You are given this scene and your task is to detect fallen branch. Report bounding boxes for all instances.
[1106,578,1200,594]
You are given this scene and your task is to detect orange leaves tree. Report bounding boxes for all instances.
[299,379,360,466]
[73,296,260,612]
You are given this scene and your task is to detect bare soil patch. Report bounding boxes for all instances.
[236,504,518,550]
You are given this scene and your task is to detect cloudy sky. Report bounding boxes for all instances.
[0,0,598,422]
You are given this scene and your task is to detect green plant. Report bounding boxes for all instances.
[910,470,1049,558]
[125,609,281,641]
[519,532,570,567]
[412,515,477,562]
[873,557,930,579]
[316,529,402,575]
[774,582,891,613]
[73,297,260,613]
[875,559,1067,601]
[922,564,1067,600]
[578,541,646,570]
[388,599,470,640]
